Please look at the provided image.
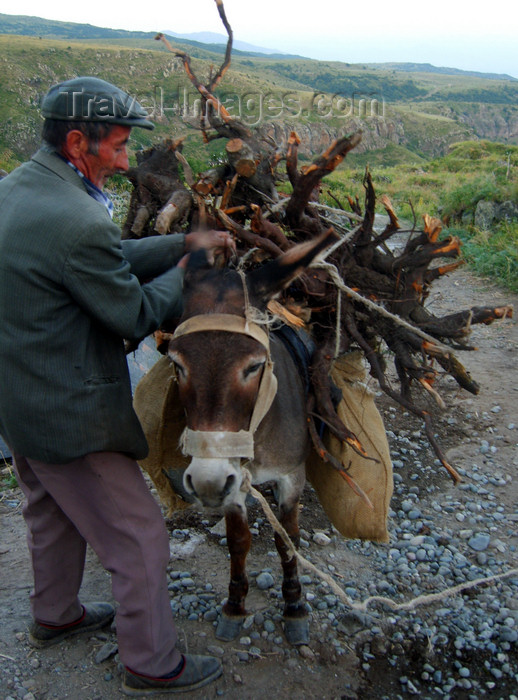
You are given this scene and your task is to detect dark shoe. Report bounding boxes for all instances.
[28,602,115,648]
[122,654,223,695]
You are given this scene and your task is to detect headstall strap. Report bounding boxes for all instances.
[180,428,254,460]
[173,313,270,353]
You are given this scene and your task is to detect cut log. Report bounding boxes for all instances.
[155,190,193,235]
[122,140,192,239]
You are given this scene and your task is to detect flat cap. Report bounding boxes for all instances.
[41,76,154,130]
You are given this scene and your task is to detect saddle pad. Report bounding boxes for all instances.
[133,355,190,515]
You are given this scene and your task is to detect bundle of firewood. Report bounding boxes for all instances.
[123,0,512,484]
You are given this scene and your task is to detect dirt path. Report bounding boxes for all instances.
[0,268,516,700]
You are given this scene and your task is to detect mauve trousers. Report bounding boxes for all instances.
[12,451,182,677]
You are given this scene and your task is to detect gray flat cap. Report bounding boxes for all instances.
[41,76,154,130]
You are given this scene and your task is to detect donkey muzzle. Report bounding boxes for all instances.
[183,456,243,508]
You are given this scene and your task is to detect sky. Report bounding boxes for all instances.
[2,0,517,77]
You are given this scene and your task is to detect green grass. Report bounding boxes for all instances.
[455,222,518,292]
[0,462,17,490]
[322,163,453,222]
[343,143,426,168]
[323,139,517,217]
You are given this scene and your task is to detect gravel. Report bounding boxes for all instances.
[150,417,517,697]
[2,403,516,698]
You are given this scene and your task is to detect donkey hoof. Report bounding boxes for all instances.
[283,617,309,646]
[216,613,244,641]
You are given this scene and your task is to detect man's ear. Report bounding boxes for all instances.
[63,130,88,159]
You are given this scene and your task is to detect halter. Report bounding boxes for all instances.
[172,313,278,460]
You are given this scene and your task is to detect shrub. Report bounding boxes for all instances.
[454,222,518,292]
[441,175,501,220]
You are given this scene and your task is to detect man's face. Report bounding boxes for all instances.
[72,125,131,189]
[86,125,131,188]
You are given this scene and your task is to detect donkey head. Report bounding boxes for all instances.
[168,229,336,508]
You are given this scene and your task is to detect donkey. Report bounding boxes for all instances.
[167,230,336,645]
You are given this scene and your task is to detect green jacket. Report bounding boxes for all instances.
[0,147,185,463]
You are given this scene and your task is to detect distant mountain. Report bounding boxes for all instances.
[0,13,302,59]
[365,62,516,82]
[1,14,514,80]
[0,12,155,40]
[163,30,283,56]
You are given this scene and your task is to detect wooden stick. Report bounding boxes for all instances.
[208,0,233,92]
[155,33,233,124]
[217,210,284,258]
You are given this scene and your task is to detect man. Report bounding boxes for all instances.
[0,77,233,695]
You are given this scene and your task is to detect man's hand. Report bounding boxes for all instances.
[184,229,236,264]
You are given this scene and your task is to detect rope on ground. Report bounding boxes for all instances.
[241,468,518,614]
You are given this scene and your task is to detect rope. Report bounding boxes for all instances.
[312,259,453,354]
[235,268,278,330]
[237,268,252,332]
[310,229,453,354]
[334,290,342,359]
[317,225,361,258]
[241,468,518,614]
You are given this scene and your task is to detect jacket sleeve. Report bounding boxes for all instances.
[121,234,186,281]
[63,219,184,339]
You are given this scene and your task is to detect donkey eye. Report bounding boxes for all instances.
[169,353,187,380]
[173,361,187,379]
[243,361,265,379]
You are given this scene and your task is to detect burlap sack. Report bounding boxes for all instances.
[306,352,393,542]
[133,355,190,515]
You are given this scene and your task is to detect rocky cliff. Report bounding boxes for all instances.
[258,117,406,158]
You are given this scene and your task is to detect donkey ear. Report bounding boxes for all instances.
[183,249,212,289]
[247,228,338,301]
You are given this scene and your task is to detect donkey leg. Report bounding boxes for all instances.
[216,505,252,641]
[274,501,309,646]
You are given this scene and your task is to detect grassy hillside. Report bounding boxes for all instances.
[1,12,517,167]
[0,12,156,39]
[365,62,516,81]
[1,36,517,170]
[322,140,517,219]
[0,34,289,168]
[0,13,297,61]
[0,19,515,290]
